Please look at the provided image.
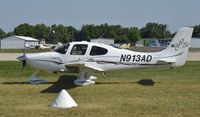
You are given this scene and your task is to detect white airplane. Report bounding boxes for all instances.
[17,27,193,86]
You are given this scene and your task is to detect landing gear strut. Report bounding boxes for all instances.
[74,67,97,86]
[28,71,47,84]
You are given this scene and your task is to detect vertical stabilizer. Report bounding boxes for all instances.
[158,27,193,66]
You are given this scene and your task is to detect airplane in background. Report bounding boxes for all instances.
[17,27,193,86]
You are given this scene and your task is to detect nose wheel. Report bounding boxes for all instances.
[74,67,97,86]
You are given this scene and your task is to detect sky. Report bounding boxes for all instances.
[0,0,200,32]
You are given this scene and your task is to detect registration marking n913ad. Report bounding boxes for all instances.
[120,54,152,62]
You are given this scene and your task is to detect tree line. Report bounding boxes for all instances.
[0,23,200,43]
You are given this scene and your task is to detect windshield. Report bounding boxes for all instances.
[54,43,70,54]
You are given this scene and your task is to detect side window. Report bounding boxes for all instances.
[70,44,88,55]
[90,46,108,56]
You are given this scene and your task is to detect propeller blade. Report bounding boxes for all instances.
[17,54,26,70]
[17,42,27,70]
[22,60,26,70]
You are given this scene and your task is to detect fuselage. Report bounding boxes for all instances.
[24,41,170,73]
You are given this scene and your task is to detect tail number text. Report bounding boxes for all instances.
[120,54,152,62]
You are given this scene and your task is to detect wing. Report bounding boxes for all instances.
[65,61,104,71]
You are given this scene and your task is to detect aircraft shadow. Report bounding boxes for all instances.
[137,79,155,86]
[3,75,78,93]
[3,78,154,93]
[96,79,155,86]
[41,75,78,93]
[3,82,29,84]
[3,81,55,85]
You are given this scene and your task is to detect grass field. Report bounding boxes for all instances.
[0,61,200,117]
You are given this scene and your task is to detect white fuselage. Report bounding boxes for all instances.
[25,41,171,73]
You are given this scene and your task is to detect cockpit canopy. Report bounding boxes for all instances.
[54,43,70,54]
[54,42,108,56]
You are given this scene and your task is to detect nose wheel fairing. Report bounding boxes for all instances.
[74,67,97,86]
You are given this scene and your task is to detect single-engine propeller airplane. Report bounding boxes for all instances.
[17,27,193,85]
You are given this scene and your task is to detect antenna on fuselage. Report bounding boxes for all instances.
[98,33,104,39]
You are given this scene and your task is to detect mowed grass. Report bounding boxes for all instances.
[0,61,200,117]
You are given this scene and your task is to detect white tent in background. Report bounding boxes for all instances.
[51,89,78,108]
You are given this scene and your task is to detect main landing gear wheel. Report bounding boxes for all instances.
[74,67,97,86]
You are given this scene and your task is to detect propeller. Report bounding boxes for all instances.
[17,53,26,70]
[17,42,27,70]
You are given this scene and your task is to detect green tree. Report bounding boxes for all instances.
[14,23,35,37]
[80,25,96,41]
[80,23,122,41]
[108,30,117,39]
[115,34,129,43]
[66,26,78,41]
[140,22,171,39]
[79,23,142,43]
[193,25,200,38]
[128,27,141,43]
[34,24,49,40]
[56,24,70,43]
[46,24,77,43]
[0,28,6,39]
